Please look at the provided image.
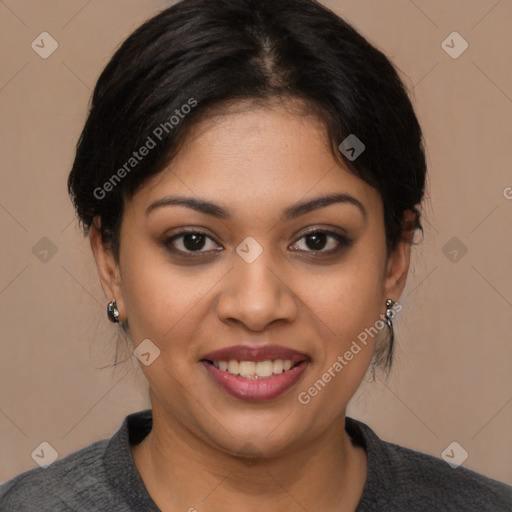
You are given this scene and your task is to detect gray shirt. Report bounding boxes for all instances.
[1,409,510,511]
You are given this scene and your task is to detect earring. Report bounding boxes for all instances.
[107,299,120,323]
[384,298,400,364]
[385,298,399,323]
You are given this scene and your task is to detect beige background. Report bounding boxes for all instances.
[1,0,511,486]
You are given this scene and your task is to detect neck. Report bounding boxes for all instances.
[131,404,367,512]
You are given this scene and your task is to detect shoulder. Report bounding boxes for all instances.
[346,417,512,512]
[0,409,153,512]
[0,439,111,511]
[384,441,511,510]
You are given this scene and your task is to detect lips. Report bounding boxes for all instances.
[200,344,311,401]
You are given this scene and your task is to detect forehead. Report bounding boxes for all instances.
[128,102,383,224]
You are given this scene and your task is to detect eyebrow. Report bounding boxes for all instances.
[145,192,367,223]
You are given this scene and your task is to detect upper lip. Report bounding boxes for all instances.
[201,344,310,363]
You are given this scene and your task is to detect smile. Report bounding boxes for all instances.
[200,344,311,401]
[206,359,299,379]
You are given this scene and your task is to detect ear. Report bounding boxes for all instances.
[89,216,125,321]
[383,209,416,301]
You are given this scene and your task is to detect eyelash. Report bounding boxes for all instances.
[163,228,353,257]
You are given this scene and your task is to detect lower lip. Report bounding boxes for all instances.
[201,361,309,402]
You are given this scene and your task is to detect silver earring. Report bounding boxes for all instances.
[385,298,398,325]
[384,298,399,363]
[107,299,120,323]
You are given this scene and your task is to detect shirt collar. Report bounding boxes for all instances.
[103,409,384,510]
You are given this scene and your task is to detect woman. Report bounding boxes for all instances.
[1,0,510,510]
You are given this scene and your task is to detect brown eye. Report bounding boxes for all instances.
[181,232,206,251]
[290,229,352,253]
[304,232,328,250]
[164,230,221,254]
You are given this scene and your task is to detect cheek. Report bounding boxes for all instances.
[295,248,386,407]
[294,262,384,418]
[304,252,385,340]
[119,243,222,349]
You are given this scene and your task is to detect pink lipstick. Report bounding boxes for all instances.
[200,344,310,402]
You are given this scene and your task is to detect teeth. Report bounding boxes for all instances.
[228,360,239,375]
[212,359,298,378]
[259,360,275,377]
[273,359,284,374]
[239,361,256,377]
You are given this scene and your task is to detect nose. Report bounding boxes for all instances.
[215,248,298,332]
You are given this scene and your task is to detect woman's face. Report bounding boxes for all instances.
[92,100,411,458]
